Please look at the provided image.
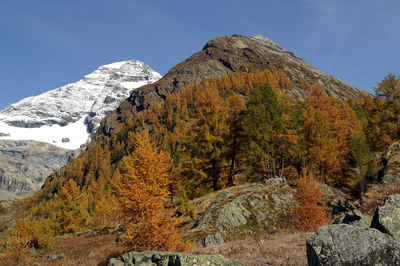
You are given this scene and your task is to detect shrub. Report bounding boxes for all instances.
[294,175,327,231]
[0,232,33,266]
[15,218,54,248]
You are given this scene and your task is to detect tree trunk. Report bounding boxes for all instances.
[211,160,220,191]
[226,137,237,188]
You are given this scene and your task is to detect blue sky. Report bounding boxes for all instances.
[1,0,399,109]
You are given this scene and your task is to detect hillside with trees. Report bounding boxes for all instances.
[1,34,399,265]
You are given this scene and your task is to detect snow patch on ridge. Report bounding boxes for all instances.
[0,117,89,150]
[104,61,127,69]
[0,60,161,150]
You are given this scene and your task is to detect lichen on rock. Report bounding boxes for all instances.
[107,251,243,266]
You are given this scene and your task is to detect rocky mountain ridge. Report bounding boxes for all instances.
[96,34,368,140]
[0,60,161,149]
[0,60,161,199]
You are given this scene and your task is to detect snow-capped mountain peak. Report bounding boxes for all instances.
[0,60,161,149]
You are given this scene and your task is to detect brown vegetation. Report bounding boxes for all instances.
[33,233,125,266]
[0,233,33,266]
[295,175,328,231]
[195,229,312,266]
[359,182,400,215]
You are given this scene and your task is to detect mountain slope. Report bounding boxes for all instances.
[96,34,367,140]
[0,60,161,150]
[0,60,161,199]
[0,139,79,200]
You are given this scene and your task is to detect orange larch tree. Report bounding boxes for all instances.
[114,130,187,251]
[295,175,327,231]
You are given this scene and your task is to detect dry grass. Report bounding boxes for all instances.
[194,229,312,266]
[359,182,400,215]
[27,227,312,265]
[31,232,126,266]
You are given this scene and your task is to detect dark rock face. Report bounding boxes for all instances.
[371,194,400,241]
[306,224,400,266]
[96,34,367,141]
[107,251,243,266]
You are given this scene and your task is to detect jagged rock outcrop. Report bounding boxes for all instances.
[0,139,79,200]
[96,34,368,141]
[186,179,296,247]
[107,251,243,266]
[333,209,370,228]
[306,224,400,266]
[371,194,400,241]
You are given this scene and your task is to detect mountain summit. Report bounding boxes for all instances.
[0,60,161,149]
[0,60,160,199]
[96,34,367,140]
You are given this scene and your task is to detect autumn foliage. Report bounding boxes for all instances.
[295,175,327,231]
[16,68,400,247]
[114,131,188,251]
[0,232,33,266]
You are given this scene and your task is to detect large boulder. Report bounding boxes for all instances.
[306,224,400,266]
[107,251,243,266]
[371,194,400,241]
[187,182,296,247]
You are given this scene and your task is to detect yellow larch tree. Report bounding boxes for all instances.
[114,130,188,251]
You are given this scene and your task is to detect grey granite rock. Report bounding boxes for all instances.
[189,183,295,247]
[371,194,400,241]
[107,251,243,266]
[47,253,65,260]
[204,231,225,247]
[307,224,400,266]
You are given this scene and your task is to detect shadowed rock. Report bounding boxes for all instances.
[381,142,400,184]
